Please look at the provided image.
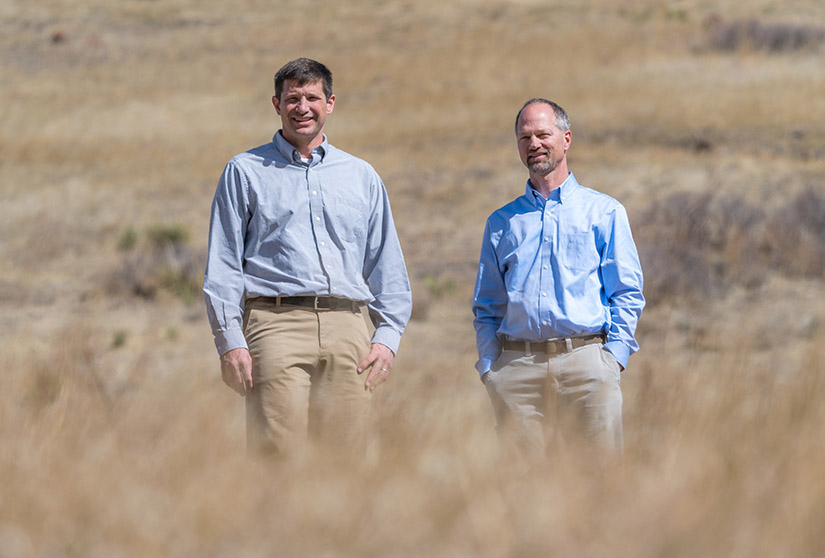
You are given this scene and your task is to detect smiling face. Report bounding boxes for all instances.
[272,79,335,155]
[516,102,571,178]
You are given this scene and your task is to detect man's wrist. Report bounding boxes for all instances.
[371,342,395,356]
[215,329,248,356]
[475,357,494,375]
[371,328,401,355]
[603,341,630,370]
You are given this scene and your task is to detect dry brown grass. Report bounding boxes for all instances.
[3,0,825,556]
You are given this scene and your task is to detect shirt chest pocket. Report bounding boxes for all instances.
[560,232,599,272]
[325,196,367,243]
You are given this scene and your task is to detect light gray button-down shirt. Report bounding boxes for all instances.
[203,131,412,356]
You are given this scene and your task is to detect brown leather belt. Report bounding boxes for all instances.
[502,333,605,356]
[256,296,361,312]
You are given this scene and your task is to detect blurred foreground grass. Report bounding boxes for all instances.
[2,305,825,556]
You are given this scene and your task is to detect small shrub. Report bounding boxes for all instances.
[108,223,203,303]
[117,227,139,252]
[409,274,460,321]
[424,275,458,298]
[158,262,201,304]
[112,330,128,348]
[26,366,62,412]
[147,223,189,247]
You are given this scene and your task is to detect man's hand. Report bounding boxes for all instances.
[220,348,253,396]
[357,343,395,393]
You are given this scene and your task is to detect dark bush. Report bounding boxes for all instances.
[703,15,825,53]
[764,187,825,277]
[636,187,825,307]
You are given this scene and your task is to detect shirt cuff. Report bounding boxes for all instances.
[371,327,401,355]
[214,328,248,356]
[475,357,494,376]
[603,341,630,370]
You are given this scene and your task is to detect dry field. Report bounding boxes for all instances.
[3,0,825,556]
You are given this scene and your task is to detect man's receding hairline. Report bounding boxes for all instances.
[515,98,570,134]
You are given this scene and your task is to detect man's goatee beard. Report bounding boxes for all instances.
[529,161,554,175]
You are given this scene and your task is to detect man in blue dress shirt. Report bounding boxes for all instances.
[203,58,412,457]
[472,98,644,462]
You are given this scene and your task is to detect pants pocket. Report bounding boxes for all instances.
[599,347,621,384]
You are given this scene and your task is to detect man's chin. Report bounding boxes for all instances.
[528,162,553,175]
[287,127,321,140]
[291,125,316,135]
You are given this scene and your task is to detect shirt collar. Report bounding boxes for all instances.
[525,172,579,207]
[273,130,328,165]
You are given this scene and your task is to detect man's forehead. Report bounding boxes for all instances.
[517,113,559,134]
[282,79,325,93]
[519,103,555,122]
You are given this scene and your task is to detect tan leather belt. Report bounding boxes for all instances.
[502,333,605,356]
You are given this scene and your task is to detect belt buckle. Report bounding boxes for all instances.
[543,337,572,355]
[544,336,561,356]
[313,296,321,310]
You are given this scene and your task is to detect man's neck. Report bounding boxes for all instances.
[529,165,569,199]
[283,132,325,158]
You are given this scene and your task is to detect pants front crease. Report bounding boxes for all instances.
[485,343,623,463]
[243,299,372,457]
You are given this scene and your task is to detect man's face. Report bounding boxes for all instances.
[516,103,571,176]
[272,79,334,147]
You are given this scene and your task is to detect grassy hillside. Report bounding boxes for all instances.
[2,1,825,556]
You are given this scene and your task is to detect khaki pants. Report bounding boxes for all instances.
[243,299,372,457]
[484,343,623,464]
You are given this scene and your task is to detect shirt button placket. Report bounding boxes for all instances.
[539,206,555,335]
[308,165,332,292]
[308,168,324,246]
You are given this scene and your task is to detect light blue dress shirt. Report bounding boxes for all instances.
[472,172,644,375]
[203,131,412,356]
